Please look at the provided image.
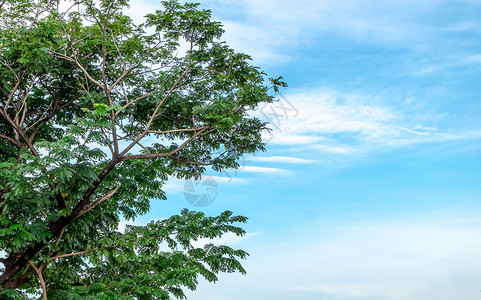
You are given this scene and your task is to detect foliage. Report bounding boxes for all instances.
[0,0,285,298]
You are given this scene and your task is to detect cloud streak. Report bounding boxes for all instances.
[248,156,317,164]
[237,166,292,176]
[260,88,480,153]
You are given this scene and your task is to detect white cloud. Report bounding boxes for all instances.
[195,0,481,79]
[125,0,160,25]
[261,90,397,147]
[310,144,352,154]
[265,90,398,138]
[376,130,481,149]
[162,177,185,194]
[411,53,481,75]
[265,134,323,146]
[248,156,316,164]
[208,175,248,184]
[444,21,481,33]
[219,21,291,66]
[204,0,475,53]
[258,88,481,153]
[465,53,481,64]
[237,166,292,176]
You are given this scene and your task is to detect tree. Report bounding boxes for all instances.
[0,0,286,298]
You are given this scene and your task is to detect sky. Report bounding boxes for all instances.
[126,1,481,299]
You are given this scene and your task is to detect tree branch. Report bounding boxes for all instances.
[115,92,153,117]
[118,65,192,158]
[77,187,118,218]
[50,249,94,260]
[0,134,22,148]
[120,127,209,161]
[0,108,40,157]
[108,30,129,92]
[119,151,170,161]
[29,94,80,141]
[50,245,119,261]
[2,69,23,113]
[55,227,66,247]
[69,159,119,219]
[147,127,205,135]
[170,156,213,166]
[49,50,104,90]
[27,261,47,300]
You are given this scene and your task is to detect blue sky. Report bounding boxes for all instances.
[128,1,481,299]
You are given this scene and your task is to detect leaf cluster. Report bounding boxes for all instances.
[0,0,286,298]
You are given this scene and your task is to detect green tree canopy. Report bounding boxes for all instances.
[0,0,286,298]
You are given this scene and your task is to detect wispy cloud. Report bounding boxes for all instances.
[264,134,323,146]
[310,144,352,154]
[163,175,247,195]
[206,0,480,50]
[209,175,248,184]
[279,91,397,137]
[248,156,316,164]
[220,21,291,66]
[237,166,292,176]
[197,0,481,84]
[411,53,481,75]
[162,178,185,194]
[261,88,480,153]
